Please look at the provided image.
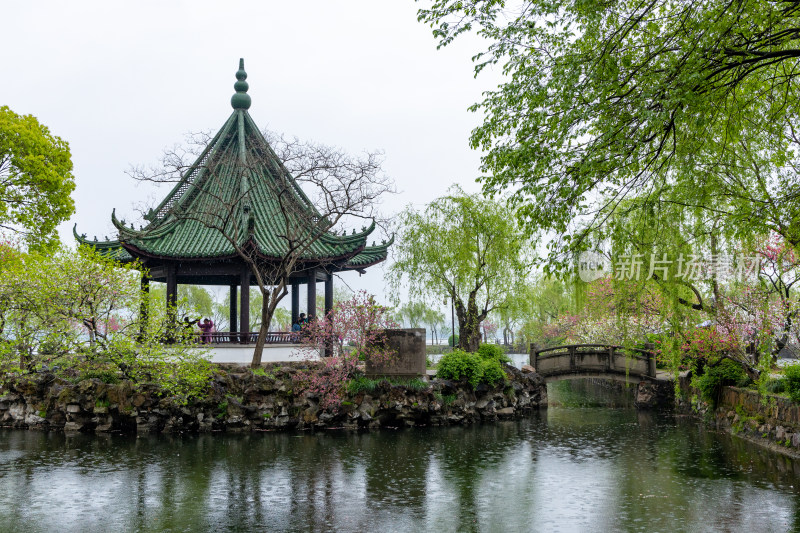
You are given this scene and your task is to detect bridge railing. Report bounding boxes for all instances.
[531,344,656,379]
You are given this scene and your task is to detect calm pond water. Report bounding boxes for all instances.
[1,382,799,533]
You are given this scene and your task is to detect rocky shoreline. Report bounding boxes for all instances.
[0,362,546,434]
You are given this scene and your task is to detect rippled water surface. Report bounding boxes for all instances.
[1,383,799,532]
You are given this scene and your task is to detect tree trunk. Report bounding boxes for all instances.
[251,292,276,367]
[456,291,485,352]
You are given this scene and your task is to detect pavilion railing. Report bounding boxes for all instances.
[192,331,302,344]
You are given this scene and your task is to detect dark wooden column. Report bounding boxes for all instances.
[291,282,299,326]
[306,268,317,319]
[240,268,250,343]
[166,264,178,328]
[324,274,333,316]
[324,273,334,357]
[229,284,238,334]
[140,275,149,338]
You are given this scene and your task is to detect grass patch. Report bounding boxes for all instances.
[346,375,431,395]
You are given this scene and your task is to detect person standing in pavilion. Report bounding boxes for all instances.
[198,318,214,344]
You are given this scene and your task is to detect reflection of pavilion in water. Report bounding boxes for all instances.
[77,59,391,351]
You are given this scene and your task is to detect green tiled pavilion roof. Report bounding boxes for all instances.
[76,59,389,271]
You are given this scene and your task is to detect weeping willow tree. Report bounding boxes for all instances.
[419,0,800,381]
[578,184,799,382]
[388,186,534,352]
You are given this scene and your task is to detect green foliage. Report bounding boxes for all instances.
[765,378,786,395]
[0,106,75,250]
[436,349,484,388]
[480,358,507,387]
[694,359,747,406]
[395,301,447,344]
[438,393,456,406]
[436,348,508,388]
[448,334,459,347]
[783,364,800,403]
[346,375,430,395]
[251,367,277,380]
[347,376,380,395]
[404,378,430,391]
[436,344,508,388]
[388,186,533,352]
[150,284,214,323]
[477,343,510,364]
[418,2,800,269]
[0,243,213,404]
[82,368,120,384]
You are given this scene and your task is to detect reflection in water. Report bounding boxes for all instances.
[0,398,799,531]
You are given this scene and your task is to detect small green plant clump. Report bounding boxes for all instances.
[436,348,508,388]
[404,377,429,391]
[480,359,507,386]
[436,349,484,387]
[347,376,380,394]
[81,368,121,384]
[782,364,800,402]
[693,358,747,406]
[477,343,511,364]
[765,378,786,394]
[346,375,430,395]
[438,393,457,406]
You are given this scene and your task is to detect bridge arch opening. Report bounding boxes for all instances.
[546,378,638,408]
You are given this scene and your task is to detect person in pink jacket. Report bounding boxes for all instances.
[198,318,214,344]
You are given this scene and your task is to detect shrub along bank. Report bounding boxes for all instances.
[0,362,545,434]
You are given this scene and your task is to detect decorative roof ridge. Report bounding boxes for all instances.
[318,220,377,245]
[112,208,177,240]
[145,112,239,227]
[342,235,394,271]
[73,223,122,248]
[362,233,395,252]
[240,111,319,216]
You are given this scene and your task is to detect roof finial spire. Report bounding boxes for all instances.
[231,58,251,110]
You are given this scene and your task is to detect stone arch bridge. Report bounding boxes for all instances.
[531,344,657,383]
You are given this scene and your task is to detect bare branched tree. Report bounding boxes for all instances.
[126,126,394,366]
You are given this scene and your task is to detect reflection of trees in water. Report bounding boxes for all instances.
[423,420,541,533]
[547,379,637,408]
[1,411,800,531]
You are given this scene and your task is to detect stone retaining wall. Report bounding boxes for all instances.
[678,376,800,457]
[0,363,546,434]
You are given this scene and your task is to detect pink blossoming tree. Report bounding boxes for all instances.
[292,291,399,411]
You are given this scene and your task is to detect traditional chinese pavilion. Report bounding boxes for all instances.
[76,59,390,343]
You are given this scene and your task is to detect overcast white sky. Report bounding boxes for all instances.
[1,1,499,307]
